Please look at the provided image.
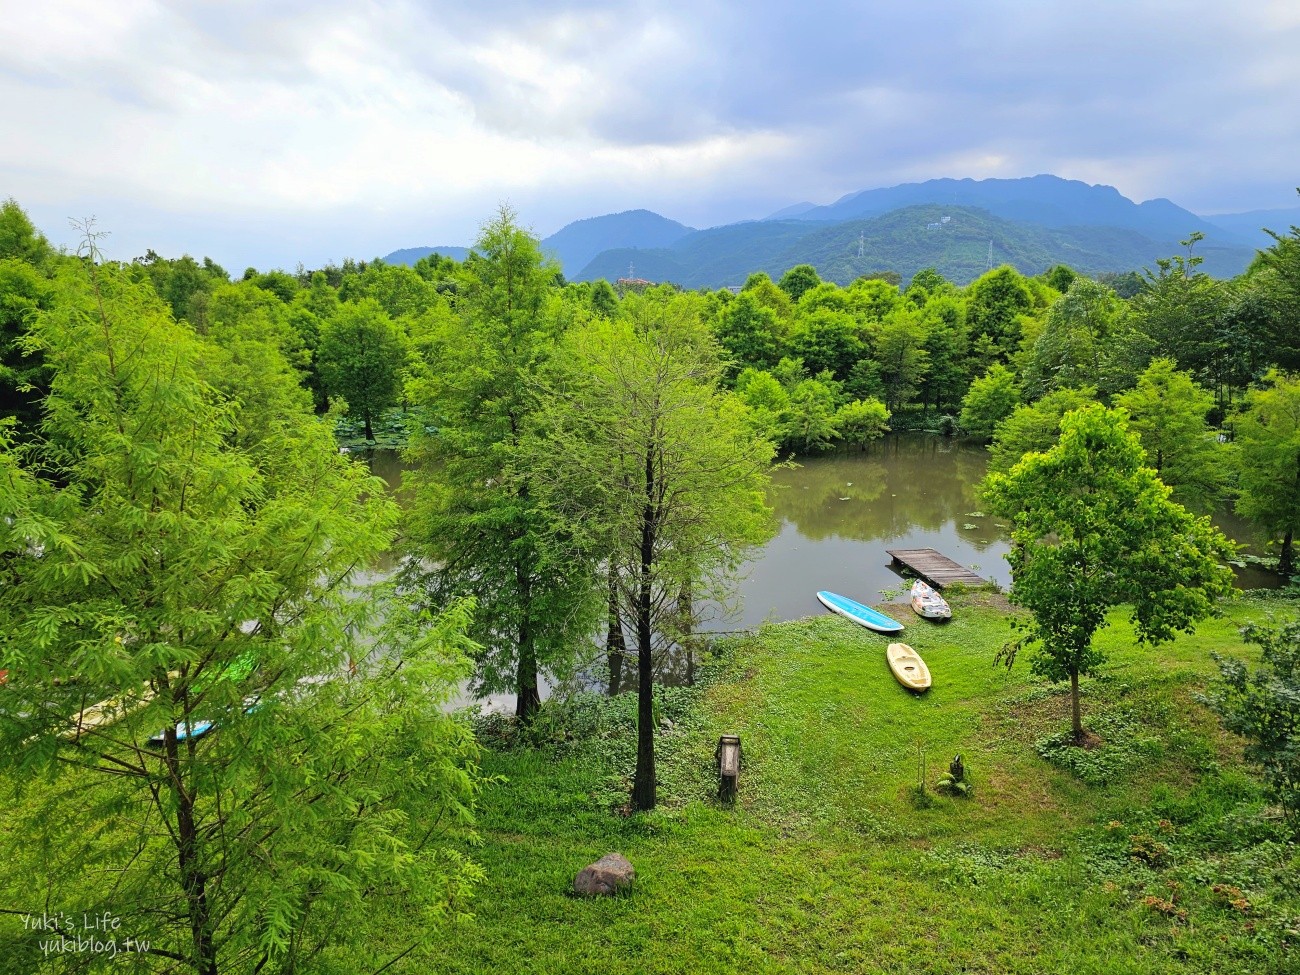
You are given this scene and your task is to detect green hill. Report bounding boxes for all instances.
[576,206,1258,287]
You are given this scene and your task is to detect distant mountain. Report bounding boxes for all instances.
[1200,206,1300,249]
[575,205,1257,289]
[764,201,821,220]
[786,175,1241,248]
[538,209,694,275]
[382,209,693,276]
[382,245,469,265]
[383,176,1270,287]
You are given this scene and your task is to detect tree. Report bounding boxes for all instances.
[787,377,841,452]
[405,207,597,719]
[917,294,968,414]
[1022,278,1125,397]
[0,254,482,974]
[987,387,1095,474]
[835,398,891,449]
[790,308,864,381]
[965,266,1034,362]
[983,405,1235,741]
[317,297,407,440]
[778,263,821,302]
[712,290,784,377]
[1043,264,1077,294]
[1234,370,1300,576]
[1206,620,1300,830]
[958,363,1020,440]
[874,308,930,412]
[735,367,792,446]
[1248,199,1300,370]
[1114,359,1226,512]
[1127,235,1227,383]
[531,294,775,811]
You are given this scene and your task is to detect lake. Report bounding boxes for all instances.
[368,434,1276,636]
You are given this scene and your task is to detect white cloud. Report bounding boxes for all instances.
[2,0,1298,267]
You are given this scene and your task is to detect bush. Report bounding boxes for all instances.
[1205,621,1300,831]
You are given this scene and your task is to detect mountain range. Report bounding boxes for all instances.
[383,175,1300,288]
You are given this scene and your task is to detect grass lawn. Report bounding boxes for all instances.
[425,592,1299,974]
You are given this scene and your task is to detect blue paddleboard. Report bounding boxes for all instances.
[816,590,905,633]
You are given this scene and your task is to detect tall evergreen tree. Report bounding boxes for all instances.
[531,292,775,810]
[405,207,598,719]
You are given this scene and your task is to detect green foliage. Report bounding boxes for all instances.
[1127,236,1228,384]
[405,206,595,718]
[734,367,792,445]
[834,398,891,450]
[965,265,1035,362]
[1044,264,1078,293]
[987,386,1096,474]
[317,297,408,440]
[529,292,776,809]
[983,405,1237,739]
[1115,358,1227,512]
[1234,370,1300,575]
[787,377,841,452]
[0,198,52,267]
[777,263,821,302]
[1023,277,1125,396]
[789,307,863,380]
[1206,620,1300,828]
[1251,204,1300,370]
[0,255,481,974]
[958,363,1021,440]
[712,290,785,377]
[875,307,930,411]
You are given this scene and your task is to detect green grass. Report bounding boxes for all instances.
[423,594,1299,974]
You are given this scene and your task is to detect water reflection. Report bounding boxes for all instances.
[364,435,1280,702]
[734,436,1012,629]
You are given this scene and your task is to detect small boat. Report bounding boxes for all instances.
[910,579,952,620]
[887,642,932,691]
[816,591,905,633]
[148,719,214,747]
[60,687,156,741]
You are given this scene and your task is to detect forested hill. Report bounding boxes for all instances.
[383,210,693,276]
[786,174,1231,242]
[574,205,1258,288]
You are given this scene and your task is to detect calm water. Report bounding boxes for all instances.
[367,434,1276,636]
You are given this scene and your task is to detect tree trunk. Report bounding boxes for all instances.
[166,725,218,975]
[677,578,695,686]
[631,441,658,812]
[1281,526,1295,578]
[1069,668,1084,744]
[515,563,540,720]
[606,563,626,696]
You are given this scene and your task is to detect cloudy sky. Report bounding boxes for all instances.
[3,0,1298,270]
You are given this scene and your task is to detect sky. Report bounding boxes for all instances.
[3,0,1299,271]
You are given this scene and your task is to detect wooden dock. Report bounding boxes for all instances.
[886,548,987,589]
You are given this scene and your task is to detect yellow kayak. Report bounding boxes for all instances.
[887,642,931,692]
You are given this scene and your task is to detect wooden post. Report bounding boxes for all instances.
[716,734,742,802]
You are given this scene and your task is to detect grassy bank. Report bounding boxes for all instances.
[428,594,1298,974]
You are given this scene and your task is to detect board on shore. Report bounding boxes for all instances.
[816,591,905,633]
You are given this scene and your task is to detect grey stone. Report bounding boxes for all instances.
[573,852,635,897]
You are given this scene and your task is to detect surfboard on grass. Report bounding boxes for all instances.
[816,590,905,633]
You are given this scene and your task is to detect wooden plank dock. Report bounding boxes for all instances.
[885,548,987,589]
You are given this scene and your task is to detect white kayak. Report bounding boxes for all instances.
[910,579,951,620]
